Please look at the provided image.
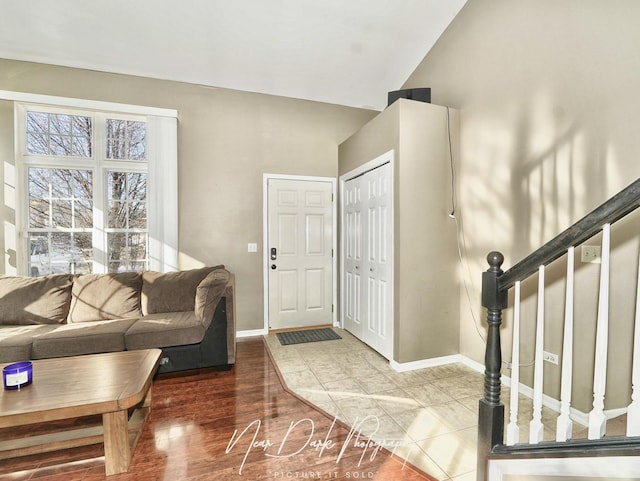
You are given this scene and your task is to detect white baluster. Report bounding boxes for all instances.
[506,281,522,445]
[556,246,575,442]
[627,248,640,436]
[588,223,611,439]
[530,265,545,444]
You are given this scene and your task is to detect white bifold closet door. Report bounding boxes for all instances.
[343,162,393,359]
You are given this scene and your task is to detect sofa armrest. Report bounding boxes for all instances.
[195,269,236,365]
[195,268,231,327]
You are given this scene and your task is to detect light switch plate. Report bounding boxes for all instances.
[247,243,258,253]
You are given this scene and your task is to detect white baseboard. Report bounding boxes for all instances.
[390,353,466,372]
[237,328,268,338]
[389,352,485,374]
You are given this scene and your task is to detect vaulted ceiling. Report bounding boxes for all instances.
[0,0,466,111]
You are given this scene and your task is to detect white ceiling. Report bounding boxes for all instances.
[0,0,466,111]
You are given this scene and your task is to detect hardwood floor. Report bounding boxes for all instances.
[0,339,438,481]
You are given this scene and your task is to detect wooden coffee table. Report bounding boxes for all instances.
[0,349,161,476]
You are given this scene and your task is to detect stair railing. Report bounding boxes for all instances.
[477,178,640,481]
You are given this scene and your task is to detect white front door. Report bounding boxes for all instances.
[342,161,393,359]
[267,178,334,330]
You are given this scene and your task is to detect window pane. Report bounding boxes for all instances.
[108,200,127,229]
[25,111,91,158]
[29,198,50,228]
[50,135,72,156]
[107,171,127,200]
[130,202,147,228]
[26,111,48,133]
[70,115,91,157]
[128,172,147,228]
[51,114,71,135]
[75,198,93,228]
[73,232,93,274]
[106,119,146,160]
[49,232,71,271]
[28,234,49,276]
[127,121,146,160]
[127,172,147,200]
[72,136,91,157]
[52,173,72,197]
[26,133,48,155]
[52,199,72,227]
[107,233,147,273]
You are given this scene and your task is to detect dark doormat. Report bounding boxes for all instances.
[276,328,342,346]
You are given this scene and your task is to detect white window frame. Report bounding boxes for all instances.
[2,90,178,275]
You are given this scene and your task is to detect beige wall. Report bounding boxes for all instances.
[402,0,640,410]
[0,58,376,332]
[339,100,460,363]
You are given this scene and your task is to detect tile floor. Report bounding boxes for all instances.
[264,328,624,481]
[265,329,481,481]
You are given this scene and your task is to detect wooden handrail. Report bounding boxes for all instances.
[499,177,640,291]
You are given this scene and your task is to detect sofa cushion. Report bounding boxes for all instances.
[0,274,73,325]
[124,311,205,350]
[31,318,137,359]
[0,325,58,362]
[68,272,142,323]
[141,266,223,315]
[195,268,230,328]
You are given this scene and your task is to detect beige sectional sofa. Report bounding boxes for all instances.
[0,266,235,373]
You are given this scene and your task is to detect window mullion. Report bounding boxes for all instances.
[93,113,107,273]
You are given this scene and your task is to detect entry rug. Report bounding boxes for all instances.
[276,328,342,346]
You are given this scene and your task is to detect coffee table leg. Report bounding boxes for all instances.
[103,410,131,476]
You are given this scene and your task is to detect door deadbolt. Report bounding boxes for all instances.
[271,264,277,270]
[270,247,277,260]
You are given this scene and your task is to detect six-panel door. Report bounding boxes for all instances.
[267,179,333,330]
[342,162,392,359]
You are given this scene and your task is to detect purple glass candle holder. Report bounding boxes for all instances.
[3,361,33,390]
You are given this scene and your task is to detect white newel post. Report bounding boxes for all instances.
[556,246,575,442]
[530,265,545,444]
[506,281,522,446]
[627,249,640,436]
[588,223,611,440]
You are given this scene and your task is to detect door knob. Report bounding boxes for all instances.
[271,264,277,270]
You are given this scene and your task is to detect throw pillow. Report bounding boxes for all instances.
[141,265,224,315]
[68,272,142,323]
[0,274,73,325]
